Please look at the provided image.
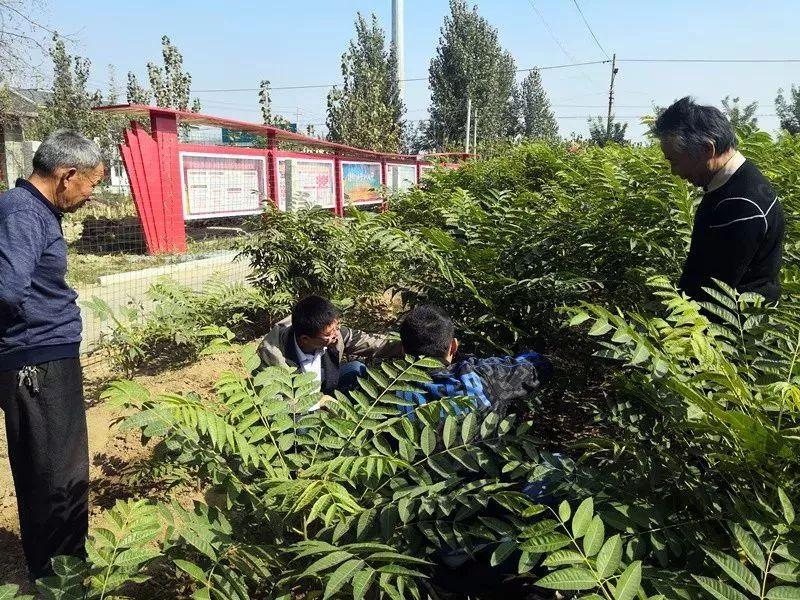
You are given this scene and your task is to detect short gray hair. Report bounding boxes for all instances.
[32,129,103,175]
[652,96,736,158]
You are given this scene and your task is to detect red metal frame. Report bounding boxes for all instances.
[95,104,472,254]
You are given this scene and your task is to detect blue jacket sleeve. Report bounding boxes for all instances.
[0,210,46,324]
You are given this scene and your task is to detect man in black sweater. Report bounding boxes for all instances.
[653,97,785,303]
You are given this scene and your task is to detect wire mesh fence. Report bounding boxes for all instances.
[72,123,260,360]
[65,110,458,362]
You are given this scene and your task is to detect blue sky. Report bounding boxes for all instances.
[28,0,800,140]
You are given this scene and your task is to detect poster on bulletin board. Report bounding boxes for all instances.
[387,163,417,192]
[179,152,267,219]
[341,161,382,204]
[277,158,335,211]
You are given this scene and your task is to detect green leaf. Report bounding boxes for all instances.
[192,589,212,600]
[523,504,547,518]
[323,559,364,600]
[542,549,585,567]
[582,515,605,557]
[767,587,800,599]
[480,411,500,438]
[443,416,457,449]
[732,523,766,571]
[703,546,760,595]
[780,488,796,525]
[628,342,650,366]
[351,567,375,600]
[569,312,591,326]
[535,567,598,590]
[559,500,572,522]
[174,559,207,583]
[588,319,612,336]
[775,544,800,563]
[357,509,377,540]
[518,550,540,573]
[113,547,160,567]
[0,585,33,600]
[772,562,800,582]
[244,351,261,373]
[462,412,477,443]
[301,551,353,576]
[490,541,517,567]
[693,576,750,600]
[376,564,426,577]
[613,560,641,600]
[596,534,623,579]
[572,497,594,538]
[421,426,436,456]
[398,498,414,524]
[366,552,429,565]
[519,532,572,553]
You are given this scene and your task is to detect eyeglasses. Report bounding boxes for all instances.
[313,321,340,343]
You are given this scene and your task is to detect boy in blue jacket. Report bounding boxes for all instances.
[398,305,552,415]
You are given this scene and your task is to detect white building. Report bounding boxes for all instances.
[0,89,44,188]
[0,88,130,194]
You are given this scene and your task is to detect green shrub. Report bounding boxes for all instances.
[21,343,558,599]
[84,278,279,376]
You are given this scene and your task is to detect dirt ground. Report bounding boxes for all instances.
[0,349,245,590]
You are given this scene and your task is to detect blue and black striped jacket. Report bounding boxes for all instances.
[399,352,552,416]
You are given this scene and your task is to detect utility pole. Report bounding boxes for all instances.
[472,106,478,153]
[606,53,618,141]
[392,0,405,106]
[465,96,472,153]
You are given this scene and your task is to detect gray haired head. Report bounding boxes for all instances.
[652,96,736,158]
[32,129,103,176]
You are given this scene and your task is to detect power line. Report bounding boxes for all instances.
[571,0,611,60]
[190,60,611,93]
[551,113,780,119]
[522,0,601,89]
[519,60,609,72]
[618,58,800,63]
[524,0,577,62]
[244,112,784,128]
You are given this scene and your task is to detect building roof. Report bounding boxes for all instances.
[4,88,51,117]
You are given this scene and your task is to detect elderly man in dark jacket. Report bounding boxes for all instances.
[653,97,785,303]
[0,129,104,579]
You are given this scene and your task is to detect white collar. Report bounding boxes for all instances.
[705,151,746,193]
[293,336,324,363]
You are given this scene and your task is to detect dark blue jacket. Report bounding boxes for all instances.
[399,352,553,416]
[0,179,82,370]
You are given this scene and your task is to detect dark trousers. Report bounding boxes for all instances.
[337,361,367,392]
[0,357,89,579]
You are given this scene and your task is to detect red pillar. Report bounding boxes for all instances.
[150,110,187,253]
[380,159,388,211]
[334,154,343,216]
[266,133,279,209]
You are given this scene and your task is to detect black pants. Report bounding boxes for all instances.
[0,358,89,579]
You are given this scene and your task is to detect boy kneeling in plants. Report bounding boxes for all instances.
[258,295,403,396]
[400,305,560,592]
[398,304,553,415]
